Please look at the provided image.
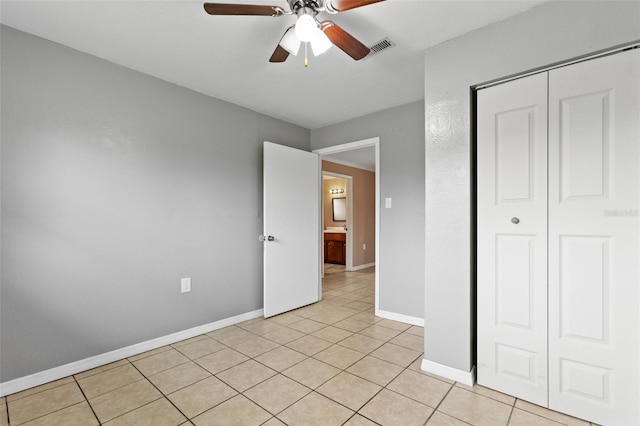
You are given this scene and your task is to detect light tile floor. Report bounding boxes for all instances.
[2,267,596,425]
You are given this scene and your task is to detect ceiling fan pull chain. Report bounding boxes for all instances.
[304,42,308,67]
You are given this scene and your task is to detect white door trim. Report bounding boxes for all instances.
[313,137,380,314]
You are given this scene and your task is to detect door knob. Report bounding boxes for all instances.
[259,235,275,242]
[511,217,520,224]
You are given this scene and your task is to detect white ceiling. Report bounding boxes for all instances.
[0,0,547,129]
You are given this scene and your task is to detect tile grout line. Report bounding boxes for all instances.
[72,375,101,425]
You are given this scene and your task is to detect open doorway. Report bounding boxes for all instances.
[313,137,380,314]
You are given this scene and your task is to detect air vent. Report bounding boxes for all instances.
[364,38,395,59]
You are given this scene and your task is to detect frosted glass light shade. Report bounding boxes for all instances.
[280,26,301,55]
[295,13,317,42]
[310,28,331,56]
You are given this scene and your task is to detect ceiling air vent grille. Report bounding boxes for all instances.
[365,38,395,59]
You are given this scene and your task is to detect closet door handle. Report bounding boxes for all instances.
[511,217,520,224]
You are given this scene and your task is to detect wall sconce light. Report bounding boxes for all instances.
[330,188,345,194]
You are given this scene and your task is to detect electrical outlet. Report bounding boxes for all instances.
[363,243,366,250]
[181,277,191,293]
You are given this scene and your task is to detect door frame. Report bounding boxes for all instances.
[322,171,354,271]
[313,137,380,314]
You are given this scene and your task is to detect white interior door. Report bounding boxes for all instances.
[263,141,320,318]
[477,72,549,406]
[547,49,640,425]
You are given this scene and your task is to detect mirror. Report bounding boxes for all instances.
[332,197,347,221]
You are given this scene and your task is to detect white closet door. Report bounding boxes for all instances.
[548,49,640,425]
[477,72,549,405]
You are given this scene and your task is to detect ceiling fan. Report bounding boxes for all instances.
[203,0,385,64]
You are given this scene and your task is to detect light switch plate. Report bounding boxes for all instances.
[181,277,191,293]
[385,197,392,208]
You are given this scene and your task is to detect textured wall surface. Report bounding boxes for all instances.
[423,0,640,373]
[0,26,310,381]
[311,101,425,320]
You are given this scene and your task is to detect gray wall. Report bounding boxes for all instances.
[311,101,425,319]
[424,1,640,372]
[0,26,310,382]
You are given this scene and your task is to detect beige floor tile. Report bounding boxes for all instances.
[78,363,145,399]
[388,369,452,408]
[8,382,85,425]
[339,334,385,354]
[244,374,311,415]
[132,348,190,376]
[277,392,354,426]
[313,344,364,369]
[216,360,277,392]
[168,376,237,419]
[333,318,371,333]
[128,346,172,363]
[514,400,590,426]
[370,342,421,367]
[343,301,374,311]
[254,346,307,372]
[455,382,515,406]
[406,325,424,336]
[1,399,7,426]
[262,327,305,345]
[358,324,402,341]
[239,320,284,335]
[89,379,162,423]
[232,336,280,358]
[311,325,353,343]
[7,377,76,402]
[438,387,512,426]
[343,414,378,425]
[148,361,211,394]
[171,334,208,348]
[268,312,305,327]
[509,408,565,426]
[104,398,186,426]
[285,335,333,356]
[194,348,249,375]
[390,333,424,352]
[376,318,412,331]
[287,319,327,334]
[282,358,341,389]
[18,402,97,426]
[360,388,433,426]
[346,356,403,386]
[407,358,455,384]
[74,360,129,381]
[209,327,255,347]
[192,395,272,426]
[349,311,382,325]
[262,418,287,426]
[426,411,470,425]
[316,372,381,411]
[174,337,226,360]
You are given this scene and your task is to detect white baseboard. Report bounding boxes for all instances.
[420,358,476,386]
[349,262,375,272]
[376,309,424,327]
[0,309,263,397]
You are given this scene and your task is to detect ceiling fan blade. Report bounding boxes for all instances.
[326,0,385,12]
[321,21,370,60]
[270,45,290,63]
[203,3,284,16]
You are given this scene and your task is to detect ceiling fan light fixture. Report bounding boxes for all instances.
[294,11,317,42]
[310,28,331,56]
[280,26,301,55]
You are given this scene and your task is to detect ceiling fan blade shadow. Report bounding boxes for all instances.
[270,44,290,63]
[326,0,385,12]
[321,21,370,60]
[203,3,284,16]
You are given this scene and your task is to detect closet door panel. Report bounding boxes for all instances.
[548,49,640,425]
[477,72,548,406]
